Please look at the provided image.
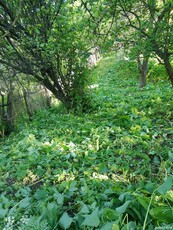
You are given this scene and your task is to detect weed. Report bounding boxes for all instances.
[0,55,173,229]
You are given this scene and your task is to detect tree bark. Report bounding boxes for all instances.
[1,93,5,119]
[44,87,52,108]
[152,43,173,87]
[42,80,71,109]
[163,57,173,87]
[137,56,149,88]
[7,88,13,125]
[23,89,33,119]
[40,69,72,110]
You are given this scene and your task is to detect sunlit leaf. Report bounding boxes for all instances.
[82,208,100,227]
[112,224,120,230]
[157,177,173,195]
[116,201,130,214]
[59,212,73,229]
[100,222,114,230]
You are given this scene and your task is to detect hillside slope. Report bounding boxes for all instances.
[1,55,173,229]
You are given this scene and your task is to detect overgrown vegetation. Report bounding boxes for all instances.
[0,55,173,229]
[0,0,92,110]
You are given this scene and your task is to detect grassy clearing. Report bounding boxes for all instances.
[0,54,173,229]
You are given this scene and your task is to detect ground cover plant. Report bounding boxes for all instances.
[0,54,173,229]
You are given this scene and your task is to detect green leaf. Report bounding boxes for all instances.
[112,224,120,230]
[100,222,114,230]
[0,208,8,218]
[82,208,100,227]
[0,195,9,205]
[54,192,64,205]
[116,201,130,214]
[34,189,47,200]
[80,203,90,214]
[150,207,173,223]
[145,182,156,193]
[121,221,136,230]
[100,222,120,230]
[101,208,120,221]
[59,212,73,229]
[118,192,128,201]
[47,202,57,211]
[137,196,149,210]
[168,152,173,162]
[157,176,173,195]
[19,197,31,208]
[153,156,160,165]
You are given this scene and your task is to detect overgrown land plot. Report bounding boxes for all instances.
[0,56,173,229]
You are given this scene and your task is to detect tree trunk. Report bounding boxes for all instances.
[152,43,173,86]
[163,57,173,86]
[7,88,14,126]
[137,56,149,88]
[3,83,15,134]
[44,87,52,108]
[23,89,33,119]
[41,75,72,110]
[1,93,5,119]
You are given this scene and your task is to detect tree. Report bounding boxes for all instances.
[81,0,150,87]
[82,0,173,86]
[113,0,173,86]
[111,20,150,88]
[0,0,90,110]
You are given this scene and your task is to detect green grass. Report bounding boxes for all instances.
[0,55,173,229]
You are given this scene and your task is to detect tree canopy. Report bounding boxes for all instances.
[82,0,173,86]
[0,0,173,109]
[0,0,92,109]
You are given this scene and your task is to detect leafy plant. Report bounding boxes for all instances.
[1,55,173,229]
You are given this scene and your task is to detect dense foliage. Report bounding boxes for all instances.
[83,0,173,87]
[0,55,173,229]
[0,0,173,108]
[0,0,173,229]
[0,0,91,109]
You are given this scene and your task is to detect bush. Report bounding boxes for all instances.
[148,61,168,82]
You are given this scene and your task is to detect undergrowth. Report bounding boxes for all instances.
[0,54,173,229]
